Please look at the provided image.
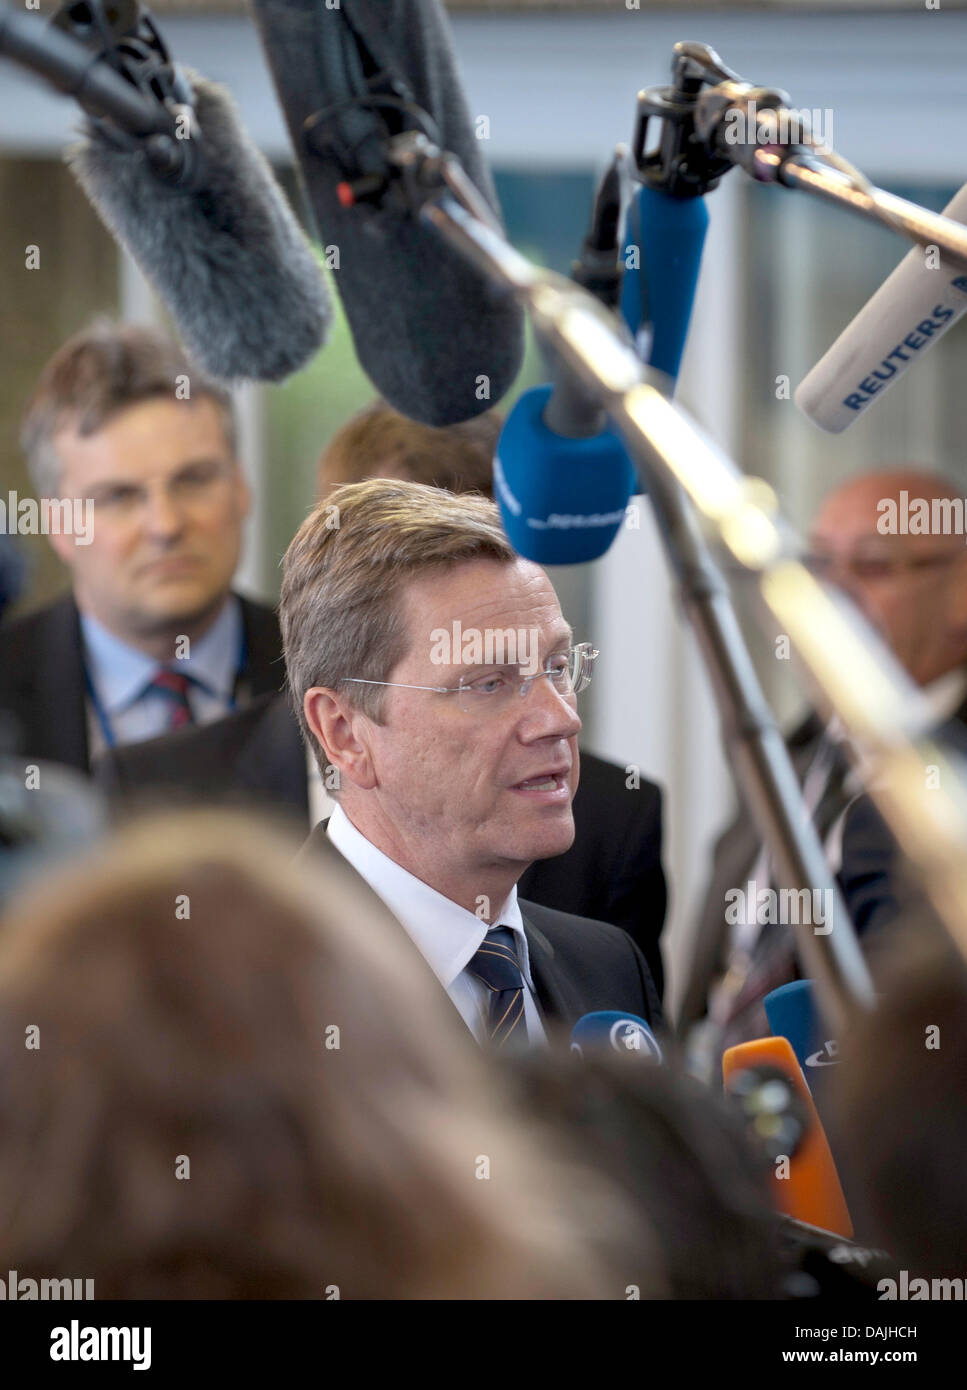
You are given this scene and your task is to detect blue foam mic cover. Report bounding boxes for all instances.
[570,1010,663,1062]
[494,385,637,565]
[764,980,828,1079]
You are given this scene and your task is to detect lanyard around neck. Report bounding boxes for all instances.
[83,624,248,750]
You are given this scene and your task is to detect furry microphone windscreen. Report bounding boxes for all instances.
[67,71,333,383]
[252,0,525,426]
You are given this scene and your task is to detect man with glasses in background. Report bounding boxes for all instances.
[681,467,967,1062]
[281,478,661,1048]
[0,320,283,772]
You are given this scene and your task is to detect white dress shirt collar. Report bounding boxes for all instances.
[324,802,537,993]
[80,595,242,713]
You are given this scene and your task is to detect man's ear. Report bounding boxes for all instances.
[304,687,377,791]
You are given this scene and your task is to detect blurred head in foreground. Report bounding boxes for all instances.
[508,1048,787,1300]
[830,933,967,1280]
[0,813,637,1298]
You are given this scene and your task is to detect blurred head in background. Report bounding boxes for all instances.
[20,319,250,659]
[808,468,967,686]
[0,811,632,1299]
[316,397,502,501]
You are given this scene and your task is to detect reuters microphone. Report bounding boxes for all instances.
[796,179,967,432]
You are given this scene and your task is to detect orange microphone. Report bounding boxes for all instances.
[724,1035,853,1239]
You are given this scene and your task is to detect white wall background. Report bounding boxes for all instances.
[3,6,966,1013]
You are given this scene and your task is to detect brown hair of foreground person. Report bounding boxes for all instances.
[829,932,967,1279]
[0,813,651,1299]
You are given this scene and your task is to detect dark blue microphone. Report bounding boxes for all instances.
[494,390,635,565]
[621,183,708,381]
[495,152,636,564]
[495,164,707,566]
[570,1011,663,1063]
[764,980,841,1081]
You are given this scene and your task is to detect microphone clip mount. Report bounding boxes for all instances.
[49,0,201,186]
[51,1,188,119]
[633,41,826,197]
[302,73,436,206]
[632,41,738,198]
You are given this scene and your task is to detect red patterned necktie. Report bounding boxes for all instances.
[148,667,195,731]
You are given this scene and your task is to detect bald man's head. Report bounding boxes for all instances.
[809,468,967,686]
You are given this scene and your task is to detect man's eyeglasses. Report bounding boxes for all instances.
[342,642,599,715]
[802,550,964,582]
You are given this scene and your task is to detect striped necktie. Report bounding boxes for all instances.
[467,926,528,1051]
[148,667,196,731]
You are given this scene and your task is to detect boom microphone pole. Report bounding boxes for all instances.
[667,40,967,269]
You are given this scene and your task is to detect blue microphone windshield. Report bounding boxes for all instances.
[570,1010,663,1062]
[764,980,827,1078]
[494,385,637,565]
[621,184,709,384]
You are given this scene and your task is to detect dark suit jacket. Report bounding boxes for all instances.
[678,713,825,1035]
[838,691,967,946]
[94,690,668,995]
[298,820,662,1032]
[0,592,285,772]
[837,794,910,942]
[681,687,967,1037]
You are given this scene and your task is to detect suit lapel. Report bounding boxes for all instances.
[10,596,279,773]
[36,596,91,769]
[238,597,285,699]
[520,907,583,1030]
[300,826,592,1035]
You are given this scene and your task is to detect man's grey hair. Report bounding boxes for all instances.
[20,317,237,496]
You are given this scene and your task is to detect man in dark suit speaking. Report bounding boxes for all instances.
[280,478,661,1045]
[96,400,666,993]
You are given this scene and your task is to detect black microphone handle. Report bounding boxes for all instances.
[542,363,609,440]
[0,5,172,137]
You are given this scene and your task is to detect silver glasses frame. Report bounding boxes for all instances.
[341,641,599,708]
